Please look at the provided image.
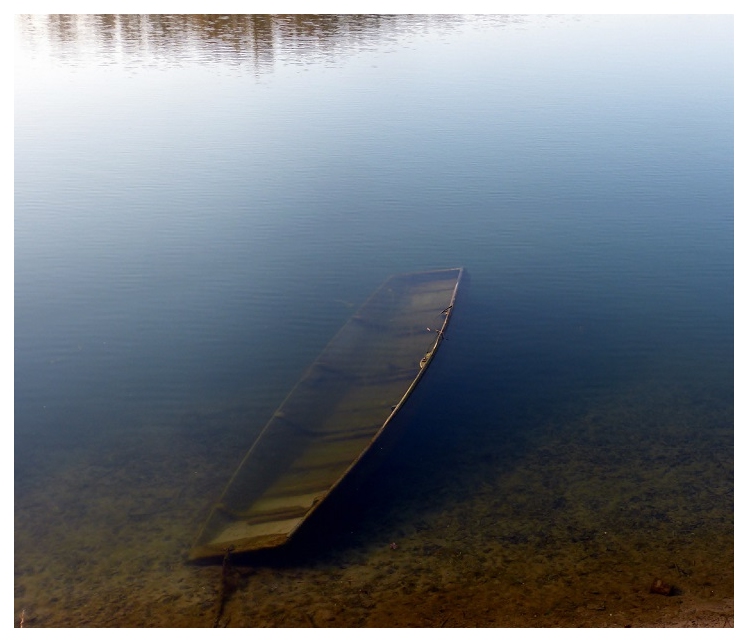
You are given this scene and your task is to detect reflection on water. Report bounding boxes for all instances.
[17,14,505,71]
[14,14,732,627]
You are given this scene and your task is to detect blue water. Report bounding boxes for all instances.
[14,14,733,627]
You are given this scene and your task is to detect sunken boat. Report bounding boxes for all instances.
[189,267,463,560]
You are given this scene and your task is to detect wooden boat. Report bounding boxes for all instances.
[189,267,463,560]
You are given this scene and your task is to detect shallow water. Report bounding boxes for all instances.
[14,14,733,627]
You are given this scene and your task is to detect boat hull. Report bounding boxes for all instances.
[189,268,463,560]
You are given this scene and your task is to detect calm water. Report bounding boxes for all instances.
[14,15,733,627]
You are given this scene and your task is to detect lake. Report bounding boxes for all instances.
[14,14,733,627]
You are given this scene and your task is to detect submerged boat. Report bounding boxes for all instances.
[189,267,463,560]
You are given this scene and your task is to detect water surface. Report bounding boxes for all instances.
[14,14,733,627]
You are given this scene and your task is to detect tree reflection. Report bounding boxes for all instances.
[16,14,475,72]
